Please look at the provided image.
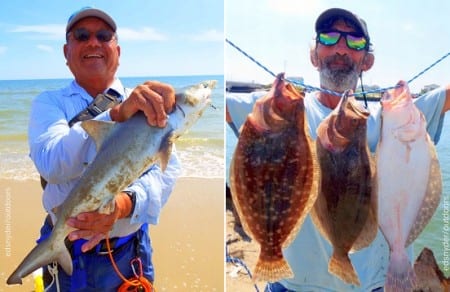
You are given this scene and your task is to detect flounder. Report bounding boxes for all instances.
[414,247,450,292]
[310,90,377,286]
[376,81,442,291]
[230,73,318,282]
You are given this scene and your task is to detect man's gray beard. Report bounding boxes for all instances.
[320,64,359,93]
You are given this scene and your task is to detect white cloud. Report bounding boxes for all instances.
[10,24,65,40]
[117,27,167,41]
[188,29,223,42]
[267,0,323,16]
[401,22,415,32]
[37,44,54,53]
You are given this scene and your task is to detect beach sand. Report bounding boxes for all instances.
[225,195,450,292]
[226,195,264,292]
[0,177,224,291]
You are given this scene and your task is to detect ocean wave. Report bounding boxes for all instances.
[0,145,223,181]
[177,148,224,178]
[0,89,43,97]
[0,153,39,181]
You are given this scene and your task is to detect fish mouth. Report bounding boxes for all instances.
[381,81,410,109]
[348,98,370,118]
[339,90,369,118]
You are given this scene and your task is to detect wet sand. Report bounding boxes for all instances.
[0,177,224,291]
[226,196,265,292]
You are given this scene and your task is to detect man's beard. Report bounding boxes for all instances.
[319,55,359,92]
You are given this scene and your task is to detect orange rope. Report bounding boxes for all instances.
[106,233,155,292]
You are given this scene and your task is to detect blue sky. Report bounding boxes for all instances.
[226,0,450,93]
[0,0,223,80]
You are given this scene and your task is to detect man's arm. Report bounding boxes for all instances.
[125,149,181,224]
[441,85,450,114]
[28,91,106,183]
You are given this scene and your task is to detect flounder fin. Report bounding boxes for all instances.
[284,135,319,248]
[406,139,442,246]
[329,251,361,286]
[351,152,378,251]
[229,152,257,241]
[385,250,416,292]
[81,120,115,151]
[253,256,293,283]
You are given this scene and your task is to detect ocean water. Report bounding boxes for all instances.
[225,97,450,275]
[0,75,224,180]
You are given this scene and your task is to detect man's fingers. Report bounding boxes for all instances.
[81,233,105,252]
[112,81,175,126]
[67,228,94,241]
[144,81,176,114]
[139,88,166,127]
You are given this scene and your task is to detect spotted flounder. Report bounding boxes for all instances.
[230,73,318,282]
[377,81,441,291]
[310,90,377,286]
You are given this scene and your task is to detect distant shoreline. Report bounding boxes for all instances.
[0,74,224,83]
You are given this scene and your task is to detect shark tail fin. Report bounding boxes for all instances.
[7,234,72,285]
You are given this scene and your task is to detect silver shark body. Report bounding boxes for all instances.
[7,80,216,285]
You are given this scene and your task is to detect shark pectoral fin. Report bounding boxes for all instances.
[159,133,174,172]
[57,247,73,275]
[98,199,116,215]
[81,120,115,151]
[160,141,173,172]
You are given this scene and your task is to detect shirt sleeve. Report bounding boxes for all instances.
[125,146,182,225]
[28,92,98,184]
[413,86,447,144]
[226,91,266,130]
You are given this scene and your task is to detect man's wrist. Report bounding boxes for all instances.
[122,190,136,218]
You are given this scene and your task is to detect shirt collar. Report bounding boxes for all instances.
[64,78,125,101]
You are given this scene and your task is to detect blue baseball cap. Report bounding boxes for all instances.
[66,7,116,33]
[315,8,370,41]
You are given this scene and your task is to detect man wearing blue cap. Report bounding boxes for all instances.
[227,7,450,291]
[28,7,180,291]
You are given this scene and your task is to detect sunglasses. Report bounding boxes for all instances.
[317,30,368,51]
[68,28,115,43]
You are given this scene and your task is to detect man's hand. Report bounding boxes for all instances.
[66,192,132,252]
[110,81,175,127]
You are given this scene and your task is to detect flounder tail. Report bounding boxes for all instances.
[329,251,360,286]
[384,249,416,292]
[253,256,293,283]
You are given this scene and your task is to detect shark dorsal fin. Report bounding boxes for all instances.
[81,120,115,151]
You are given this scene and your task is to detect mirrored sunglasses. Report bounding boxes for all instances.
[317,30,368,51]
[69,28,115,43]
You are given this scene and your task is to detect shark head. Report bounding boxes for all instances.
[171,80,217,135]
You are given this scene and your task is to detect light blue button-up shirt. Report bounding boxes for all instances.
[28,78,181,236]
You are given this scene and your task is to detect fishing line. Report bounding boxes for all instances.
[226,38,450,97]
[105,234,155,292]
[226,243,260,292]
